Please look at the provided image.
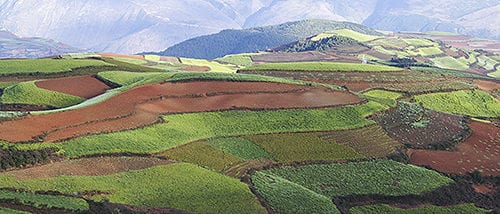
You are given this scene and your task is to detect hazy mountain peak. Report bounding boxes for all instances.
[0,0,498,55]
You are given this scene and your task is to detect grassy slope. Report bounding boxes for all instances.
[0,207,30,214]
[242,62,402,72]
[252,160,452,214]
[215,53,261,67]
[252,171,340,214]
[415,90,500,117]
[431,56,469,70]
[402,38,437,47]
[205,137,272,160]
[0,190,89,212]
[97,71,174,87]
[313,29,381,42]
[165,72,343,90]
[0,164,265,214]
[253,160,452,198]
[364,90,403,100]
[0,59,112,75]
[1,81,85,108]
[180,58,237,73]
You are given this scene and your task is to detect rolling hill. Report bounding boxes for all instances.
[154,20,381,59]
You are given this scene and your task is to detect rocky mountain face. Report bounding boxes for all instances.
[0,29,80,58]
[0,0,498,54]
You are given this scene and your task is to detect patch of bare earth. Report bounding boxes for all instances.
[35,75,111,99]
[1,157,173,180]
[408,122,500,176]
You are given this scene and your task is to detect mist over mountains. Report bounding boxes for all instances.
[0,0,498,54]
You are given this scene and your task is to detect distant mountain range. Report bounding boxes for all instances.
[0,0,498,55]
[0,29,81,59]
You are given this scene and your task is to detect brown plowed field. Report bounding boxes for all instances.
[1,157,173,179]
[474,79,500,94]
[408,122,500,176]
[0,81,362,143]
[35,75,111,98]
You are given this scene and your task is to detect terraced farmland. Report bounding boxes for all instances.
[0,24,499,213]
[242,62,403,72]
[415,90,500,118]
[252,160,452,213]
[409,121,500,176]
[350,203,489,214]
[0,58,113,75]
[0,81,85,108]
[0,163,266,214]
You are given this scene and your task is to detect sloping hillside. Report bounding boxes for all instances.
[155,20,381,59]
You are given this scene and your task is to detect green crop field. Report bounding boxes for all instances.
[350,203,489,214]
[488,67,500,78]
[97,71,174,87]
[372,46,409,57]
[313,29,381,42]
[0,163,265,214]
[0,82,18,89]
[205,137,272,160]
[26,101,388,157]
[403,38,438,47]
[242,62,403,72]
[252,160,452,198]
[411,67,486,79]
[158,142,245,172]
[180,58,237,73]
[0,190,89,212]
[144,55,161,61]
[431,56,470,70]
[0,207,30,214]
[164,123,399,169]
[415,90,500,117]
[110,57,148,65]
[165,72,343,90]
[60,53,101,59]
[0,81,85,108]
[368,38,408,49]
[246,133,364,162]
[215,53,260,67]
[251,171,340,214]
[476,55,498,71]
[415,47,443,56]
[0,59,112,75]
[364,90,403,100]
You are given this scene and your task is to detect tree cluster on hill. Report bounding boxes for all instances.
[277,35,366,52]
[0,146,60,171]
[390,57,419,68]
[155,20,381,59]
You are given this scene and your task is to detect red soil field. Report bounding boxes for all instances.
[35,75,111,99]
[100,53,144,60]
[0,81,362,143]
[408,122,500,176]
[474,79,500,93]
[1,157,173,179]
